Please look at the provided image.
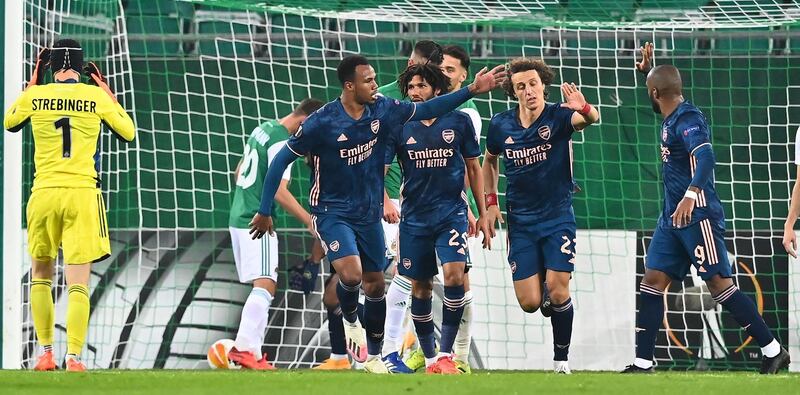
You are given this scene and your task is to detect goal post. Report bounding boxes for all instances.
[3,0,25,370]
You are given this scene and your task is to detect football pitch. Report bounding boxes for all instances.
[2,370,798,395]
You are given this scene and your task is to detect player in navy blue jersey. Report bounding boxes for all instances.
[621,42,789,374]
[249,55,505,373]
[482,57,600,374]
[384,64,490,374]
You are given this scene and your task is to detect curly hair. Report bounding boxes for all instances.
[397,63,451,99]
[502,57,555,99]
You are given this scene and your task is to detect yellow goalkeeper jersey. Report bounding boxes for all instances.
[4,81,136,191]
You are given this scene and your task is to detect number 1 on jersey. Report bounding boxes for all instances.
[55,117,71,158]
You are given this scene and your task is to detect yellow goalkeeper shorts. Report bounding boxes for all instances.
[26,188,111,264]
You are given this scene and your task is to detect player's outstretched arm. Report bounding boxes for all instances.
[409,65,506,122]
[250,145,299,238]
[560,82,599,130]
[481,150,503,239]
[784,165,800,257]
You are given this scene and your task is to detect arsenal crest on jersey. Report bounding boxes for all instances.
[442,129,455,144]
[402,258,412,269]
[329,240,340,252]
[538,125,551,140]
[371,119,380,134]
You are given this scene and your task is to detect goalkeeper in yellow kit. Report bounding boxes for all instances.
[4,39,135,371]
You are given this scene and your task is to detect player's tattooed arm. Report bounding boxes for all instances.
[251,146,299,239]
[274,179,314,236]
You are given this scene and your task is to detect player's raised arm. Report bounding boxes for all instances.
[560,82,599,131]
[409,64,506,122]
[636,41,654,75]
[87,63,136,142]
[3,48,48,131]
[4,89,33,132]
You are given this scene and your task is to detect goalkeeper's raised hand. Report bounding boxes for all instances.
[83,62,117,102]
[27,48,50,89]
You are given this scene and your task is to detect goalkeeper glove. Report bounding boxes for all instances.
[83,62,117,102]
[27,48,50,88]
[83,62,106,85]
[301,259,321,295]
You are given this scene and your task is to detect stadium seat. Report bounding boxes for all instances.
[196,12,258,57]
[564,0,637,22]
[417,22,473,52]
[127,16,181,56]
[343,20,400,57]
[124,0,177,15]
[54,13,117,60]
[271,14,325,60]
[714,28,772,55]
[489,24,529,57]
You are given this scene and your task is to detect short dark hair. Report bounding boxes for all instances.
[397,63,451,99]
[293,98,324,116]
[337,55,370,86]
[502,57,555,99]
[50,38,84,73]
[442,45,470,70]
[413,40,443,65]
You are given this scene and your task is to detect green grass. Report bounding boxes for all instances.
[2,370,799,395]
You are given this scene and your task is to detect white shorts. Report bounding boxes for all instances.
[382,199,400,259]
[229,227,279,283]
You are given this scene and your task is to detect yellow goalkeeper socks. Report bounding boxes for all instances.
[30,279,55,349]
[66,284,90,356]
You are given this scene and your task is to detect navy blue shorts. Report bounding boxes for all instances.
[506,217,576,281]
[646,218,731,281]
[398,217,469,281]
[312,214,387,273]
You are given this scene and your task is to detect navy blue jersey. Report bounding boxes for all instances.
[386,111,481,232]
[486,103,575,224]
[287,96,416,224]
[658,101,724,228]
